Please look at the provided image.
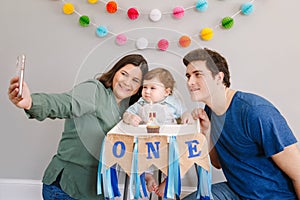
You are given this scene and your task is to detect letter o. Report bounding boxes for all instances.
[112,141,126,158]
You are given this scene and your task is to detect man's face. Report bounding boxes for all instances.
[185,60,218,103]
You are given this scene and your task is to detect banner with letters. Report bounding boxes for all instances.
[98,132,212,199]
[103,133,210,177]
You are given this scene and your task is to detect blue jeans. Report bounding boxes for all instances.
[182,182,240,200]
[42,184,76,200]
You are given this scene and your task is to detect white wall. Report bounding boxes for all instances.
[1,0,299,190]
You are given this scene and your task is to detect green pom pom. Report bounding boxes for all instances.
[79,15,90,27]
[221,17,234,29]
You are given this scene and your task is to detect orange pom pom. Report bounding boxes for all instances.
[106,1,117,13]
[179,35,191,47]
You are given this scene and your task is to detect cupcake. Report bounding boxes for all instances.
[146,124,160,133]
[146,112,160,133]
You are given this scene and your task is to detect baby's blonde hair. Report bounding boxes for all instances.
[144,68,175,94]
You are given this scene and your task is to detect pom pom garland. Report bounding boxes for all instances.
[79,15,90,27]
[241,2,254,15]
[59,0,256,50]
[221,17,234,29]
[106,1,118,13]
[195,0,208,12]
[60,0,254,22]
[149,9,162,22]
[127,8,139,20]
[173,6,185,19]
[157,39,169,51]
[63,3,75,15]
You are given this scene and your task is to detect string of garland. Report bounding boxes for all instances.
[59,0,255,51]
[63,0,209,20]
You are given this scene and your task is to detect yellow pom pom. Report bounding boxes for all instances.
[87,0,98,4]
[63,3,75,15]
[200,28,214,41]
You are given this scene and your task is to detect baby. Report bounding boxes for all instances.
[123,67,193,126]
[123,67,194,196]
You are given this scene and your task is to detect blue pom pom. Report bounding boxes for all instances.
[241,2,254,15]
[196,0,208,12]
[96,25,108,37]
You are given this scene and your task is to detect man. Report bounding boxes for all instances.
[183,48,300,199]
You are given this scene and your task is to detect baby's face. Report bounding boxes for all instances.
[142,78,170,103]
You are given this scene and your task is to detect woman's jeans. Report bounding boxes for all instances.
[182,182,240,200]
[42,184,76,200]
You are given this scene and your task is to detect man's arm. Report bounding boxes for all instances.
[209,145,222,169]
[271,143,300,198]
[192,108,222,169]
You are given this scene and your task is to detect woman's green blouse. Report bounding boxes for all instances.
[25,79,128,200]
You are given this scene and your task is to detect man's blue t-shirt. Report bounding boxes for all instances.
[205,91,297,199]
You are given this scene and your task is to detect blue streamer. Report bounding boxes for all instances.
[97,137,106,195]
[97,137,120,199]
[196,164,212,200]
[129,137,141,199]
[140,172,148,197]
[165,136,181,199]
[104,167,114,198]
[166,137,175,198]
[164,176,169,199]
[110,167,121,197]
[173,138,181,197]
[176,164,181,197]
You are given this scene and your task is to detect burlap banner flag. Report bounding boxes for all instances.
[177,133,210,176]
[104,134,134,175]
[137,135,169,175]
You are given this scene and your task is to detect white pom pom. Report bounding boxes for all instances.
[149,9,162,22]
[136,38,148,50]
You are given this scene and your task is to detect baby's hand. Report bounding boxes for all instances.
[180,111,195,124]
[123,112,142,127]
[129,114,142,126]
[145,173,157,192]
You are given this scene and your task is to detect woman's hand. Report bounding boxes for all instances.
[192,108,211,135]
[8,76,32,110]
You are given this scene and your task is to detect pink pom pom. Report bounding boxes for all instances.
[127,8,139,20]
[173,6,184,19]
[157,39,169,51]
[115,34,127,45]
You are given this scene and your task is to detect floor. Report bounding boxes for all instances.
[0,179,194,200]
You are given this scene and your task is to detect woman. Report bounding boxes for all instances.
[8,54,149,200]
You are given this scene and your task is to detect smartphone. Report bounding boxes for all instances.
[16,54,26,97]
